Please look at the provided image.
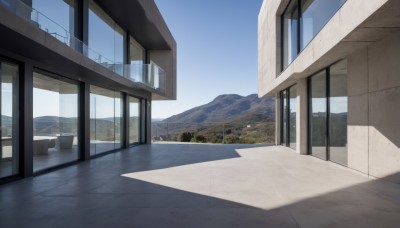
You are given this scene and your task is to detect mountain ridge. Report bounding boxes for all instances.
[162,94,275,124]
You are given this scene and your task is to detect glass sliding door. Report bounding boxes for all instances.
[90,86,122,156]
[280,85,297,149]
[329,60,348,165]
[281,90,288,145]
[308,60,348,164]
[0,61,19,178]
[129,96,140,145]
[33,72,79,172]
[309,70,327,160]
[88,0,125,66]
[289,86,297,149]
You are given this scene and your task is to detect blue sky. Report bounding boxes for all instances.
[153,0,263,119]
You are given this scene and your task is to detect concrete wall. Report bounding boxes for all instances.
[348,32,400,183]
[258,0,391,98]
[259,0,400,183]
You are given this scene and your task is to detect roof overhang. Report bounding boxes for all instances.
[95,0,176,50]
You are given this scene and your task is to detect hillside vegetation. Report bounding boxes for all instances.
[152,94,275,144]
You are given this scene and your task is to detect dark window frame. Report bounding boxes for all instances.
[281,0,347,72]
[280,84,297,148]
[307,60,347,166]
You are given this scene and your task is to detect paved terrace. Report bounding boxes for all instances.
[1,143,400,228]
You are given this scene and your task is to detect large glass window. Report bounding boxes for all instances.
[0,61,18,178]
[329,60,348,165]
[282,0,346,70]
[33,72,79,172]
[129,37,145,81]
[32,0,75,44]
[90,86,122,156]
[282,0,299,69]
[129,96,140,144]
[300,0,346,49]
[309,70,327,160]
[280,85,297,149]
[308,60,348,164]
[89,0,125,66]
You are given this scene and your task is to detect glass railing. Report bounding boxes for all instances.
[0,0,166,94]
[151,122,275,144]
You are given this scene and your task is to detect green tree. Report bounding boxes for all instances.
[193,135,207,143]
[178,131,193,142]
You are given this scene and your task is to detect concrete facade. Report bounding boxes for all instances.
[258,0,400,183]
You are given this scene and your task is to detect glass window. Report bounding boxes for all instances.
[289,86,297,149]
[280,86,297,149]
[282,0,346,70]
[33,72,79,172]
[309,70,327,160]
[129,96,140,144]
[90,85,122,156]
[300,0,346,49]
[129,37,145,81]
[32,0,75,44]
[0,61,18,178]
[281,90,288,145]
[329,60,348,165]
[89,0,125,65]
[282,0,299,69]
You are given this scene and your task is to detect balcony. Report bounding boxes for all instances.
[0,0,166,94]
[1,143,400,227]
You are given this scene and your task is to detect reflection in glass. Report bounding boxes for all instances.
[33,72,79,172]
[89,0,125,65]
[282,0,299,69]
[329,60,348,165]
[129,37,145,81]
[289,86,297,149]
[32,0,75,44]
[129,96,140,144]
[0,62,18,178]
[281,90,288,145]
[309,70,327,160]
[300,0,346,49]
[90,86,122,155]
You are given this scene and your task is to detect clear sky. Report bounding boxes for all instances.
[153,0,263,119]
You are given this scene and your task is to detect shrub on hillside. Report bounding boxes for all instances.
[192,135,207,143]
[177,131,193,142]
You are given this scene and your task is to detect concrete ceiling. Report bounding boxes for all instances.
[95,0,175,50]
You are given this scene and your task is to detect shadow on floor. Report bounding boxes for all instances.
[0,144,399,227]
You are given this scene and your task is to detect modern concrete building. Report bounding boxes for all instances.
[258,0,400,183]
[0,0,176,184]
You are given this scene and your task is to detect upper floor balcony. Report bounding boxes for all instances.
[0,0,174,97]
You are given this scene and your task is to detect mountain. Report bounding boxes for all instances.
[162,94,275,124]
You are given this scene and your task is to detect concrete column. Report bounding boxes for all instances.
[275,93,281,145]
[145,99,151,144]
[22,63,33,177]
[296,78,308,155]
[79,82,90,161]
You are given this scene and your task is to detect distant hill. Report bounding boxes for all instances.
[162,94,275,124]
[153,94,276,144]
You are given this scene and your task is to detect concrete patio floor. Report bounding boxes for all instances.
[1,143,400,228]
